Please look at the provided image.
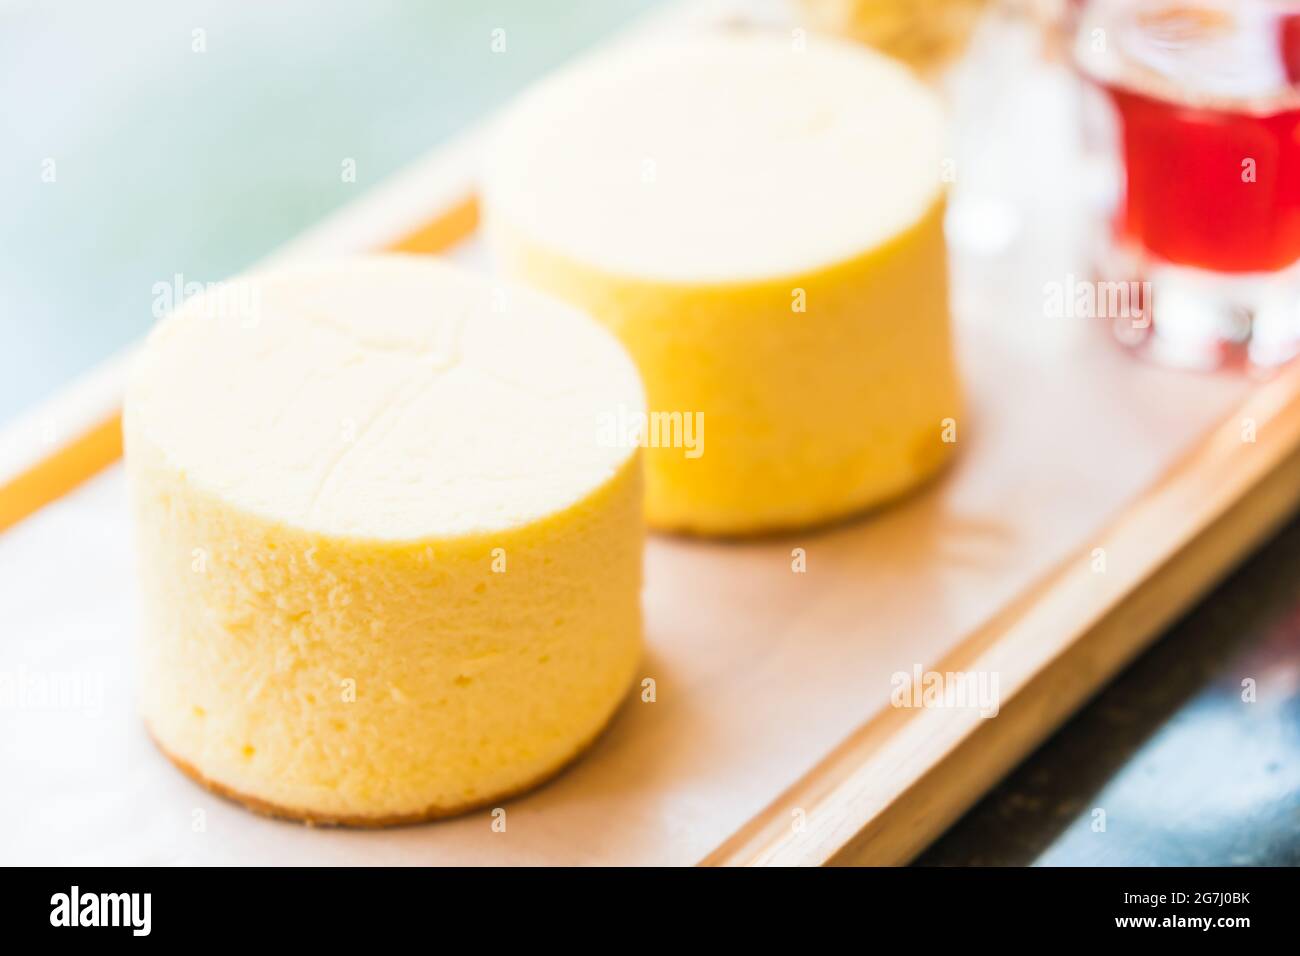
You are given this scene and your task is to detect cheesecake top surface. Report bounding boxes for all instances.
[484,33,947,285]
[126,256,645,541]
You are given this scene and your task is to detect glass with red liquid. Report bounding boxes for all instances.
[1075,0,1300,368]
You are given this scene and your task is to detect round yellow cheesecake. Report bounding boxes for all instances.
[483,34,962,535]
[125,256,645,824]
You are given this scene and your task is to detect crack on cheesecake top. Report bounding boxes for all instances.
[125,256,645,541]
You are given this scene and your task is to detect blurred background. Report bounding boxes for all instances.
[4,0,1297,865]
[0,0,659,424]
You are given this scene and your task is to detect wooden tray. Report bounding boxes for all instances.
[5,2,1300,866]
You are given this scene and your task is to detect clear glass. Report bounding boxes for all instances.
[1074,0,1300,370]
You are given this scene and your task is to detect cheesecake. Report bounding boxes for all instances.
[483,33,962,535]
[125,255,645,824]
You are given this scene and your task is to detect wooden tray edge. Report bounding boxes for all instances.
[6,0,1300,864]
[702,362,1300,865]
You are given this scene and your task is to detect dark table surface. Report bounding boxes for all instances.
[918,512,1300,866]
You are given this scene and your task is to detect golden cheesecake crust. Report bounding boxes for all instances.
[147,699,626,827]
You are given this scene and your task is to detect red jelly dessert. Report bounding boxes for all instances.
[1073,0,1300,368]
[1080,1,1300,274]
